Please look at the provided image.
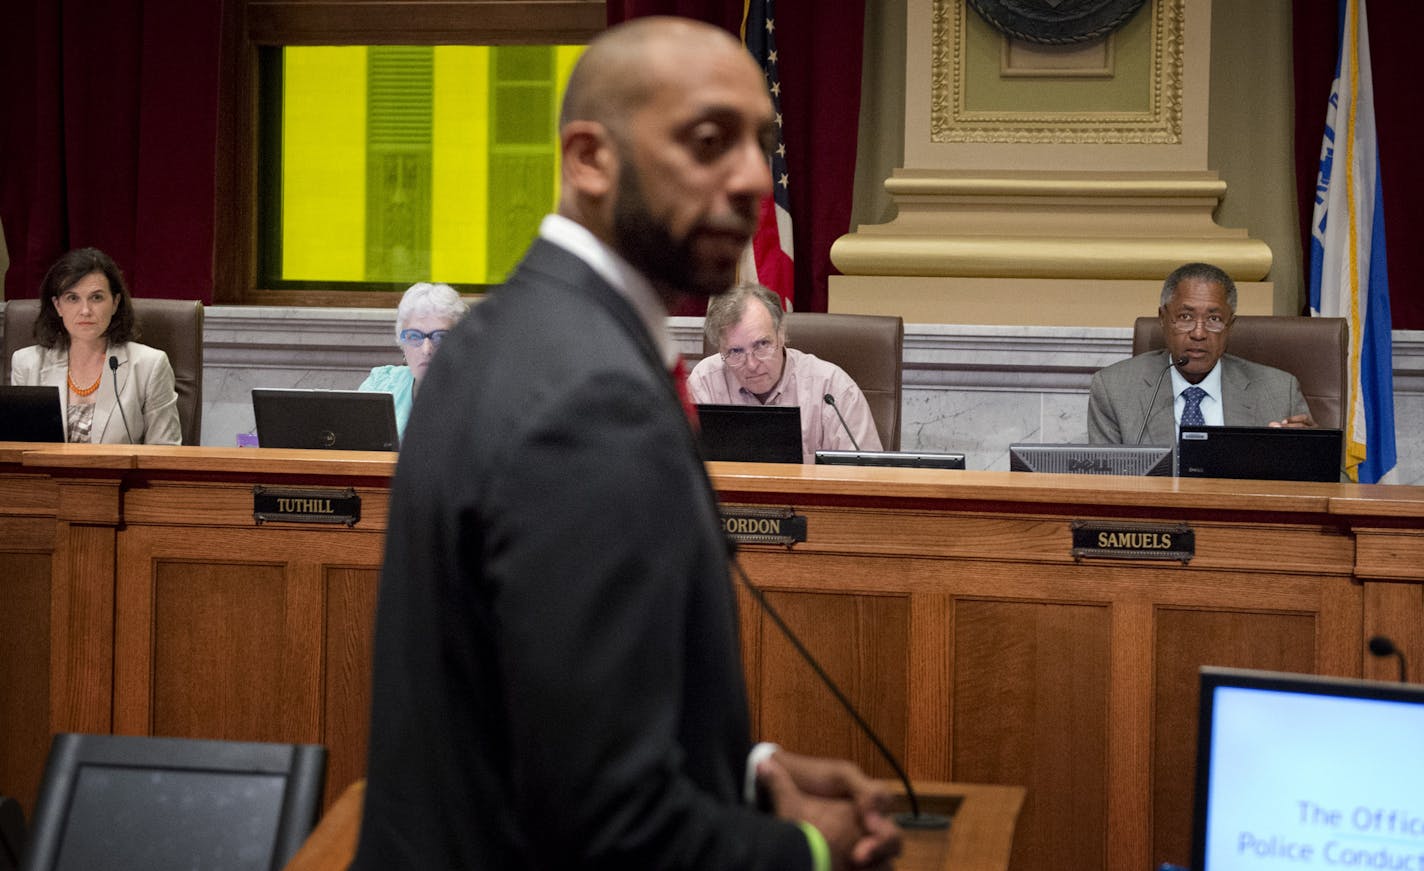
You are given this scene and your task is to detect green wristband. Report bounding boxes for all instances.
[796,820,832,871]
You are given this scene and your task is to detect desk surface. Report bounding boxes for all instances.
[4,444,1422,871]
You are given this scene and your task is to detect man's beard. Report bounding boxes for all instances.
[611,165,749,299]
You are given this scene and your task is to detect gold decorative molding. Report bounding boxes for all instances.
[933,0,1183,144]
[831,170,1272,280]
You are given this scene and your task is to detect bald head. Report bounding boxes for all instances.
[555,16,774,302]
[561,17,750,136]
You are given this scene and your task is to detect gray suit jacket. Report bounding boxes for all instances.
[9,341,181,445]
[1088,350,1310,444]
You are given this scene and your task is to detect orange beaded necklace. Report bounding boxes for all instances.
[67,370,102,397]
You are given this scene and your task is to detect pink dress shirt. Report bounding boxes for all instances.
[687,347,882,463]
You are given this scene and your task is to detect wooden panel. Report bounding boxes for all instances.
[50,523,116,736]
[0,550,52,814]
[952,599,1111,871]
[323,566,379,807]
[150,560,308,741]
[746,582,910,781]
[1354,528,1424,580]
[1362,581,1424,683]
[1150,608,1318,869]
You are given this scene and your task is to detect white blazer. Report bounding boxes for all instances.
[9,341,182,445]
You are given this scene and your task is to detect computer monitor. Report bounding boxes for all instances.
[0,386,64,442]
[1008,443,1174,476]
[22,733,325,871]
[815,450,966,470]
[696,404,802,464]
[1178,426,1343,482]
[1191,666,1424,871]
[252,388,399,451]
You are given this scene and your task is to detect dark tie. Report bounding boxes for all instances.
[671,358,698,430]
[1180,386,1207,428]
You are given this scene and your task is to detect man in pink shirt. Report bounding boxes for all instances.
[689,284,882,463]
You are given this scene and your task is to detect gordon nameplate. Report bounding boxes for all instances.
[1071,520,1193,563]
[254,486,360,526]
[720,505,807,547]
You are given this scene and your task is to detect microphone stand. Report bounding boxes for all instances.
[1135,354,1186,445]
[822,394,861,452]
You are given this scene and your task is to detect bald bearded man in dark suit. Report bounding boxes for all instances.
[353,17,900,871]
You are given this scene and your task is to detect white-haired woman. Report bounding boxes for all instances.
[359,283,468,440]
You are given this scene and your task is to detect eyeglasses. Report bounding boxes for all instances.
[1166,312,1232,334]
[721,337,778,369]
[399,329,448,347]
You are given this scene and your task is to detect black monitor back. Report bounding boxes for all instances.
[696,404,802,463]
[816,450,966,470]
[21,733,325,871]
[0,386,64,442]
[252,388,398,451]
[1009,443,1174,476]
[1177,426,1342,482]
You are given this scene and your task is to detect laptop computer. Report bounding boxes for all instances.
[696,403,802,464]
[252,388,399,451]
[0,385,65,442]
[816,449,966,470]
[1190,666,1424,871]
[1177,426,1342,482]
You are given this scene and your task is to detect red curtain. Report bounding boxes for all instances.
[0,0,223,303]
[608,1,867,314]
[1293,1,1424,329]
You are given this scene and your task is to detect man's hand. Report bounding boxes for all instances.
[1268,413,1315,428]
[757,750,901,870]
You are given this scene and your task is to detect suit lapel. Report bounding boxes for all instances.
[1220,356,1255,426]
[91,345,125,443]
[1139,350,1178,445]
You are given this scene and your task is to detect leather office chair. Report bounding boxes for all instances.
[1132,315,1349,430]
[701,311,904,450]
[3,298,204,445]
[21,733,325,871]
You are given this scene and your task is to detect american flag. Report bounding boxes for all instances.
[741,0,795,311]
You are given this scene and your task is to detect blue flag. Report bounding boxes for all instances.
[1308,0,1396,484]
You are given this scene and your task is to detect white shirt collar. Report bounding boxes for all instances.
[1169,356,1225,425]
[538,214,676,367]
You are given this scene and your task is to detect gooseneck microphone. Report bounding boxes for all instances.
[1368,635,1408,683]
[726,541,948,830]
[822,394,860,452]
[109,356,135,444]
[1135,354,1188,444]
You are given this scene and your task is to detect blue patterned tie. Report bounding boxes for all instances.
[1180,386,1207,428]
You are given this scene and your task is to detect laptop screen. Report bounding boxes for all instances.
[0,385,65,442]
[252,388,399,451]
[1178,426,1342,482]
[696,403,802,464]
[1191,667,1424,871]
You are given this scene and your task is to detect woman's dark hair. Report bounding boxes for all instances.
[33,247,138,349]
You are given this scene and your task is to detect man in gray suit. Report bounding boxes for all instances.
[1088,262,1313,444]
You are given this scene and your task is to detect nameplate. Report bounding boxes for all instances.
[1070,521,1193,563]
[253,486,360,527]
[720,505,807,547]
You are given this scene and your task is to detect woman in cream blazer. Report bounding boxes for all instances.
[8,248,181,445]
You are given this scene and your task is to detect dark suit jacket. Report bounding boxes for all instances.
[1087,349,1310,444]
[352,239,811,870]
